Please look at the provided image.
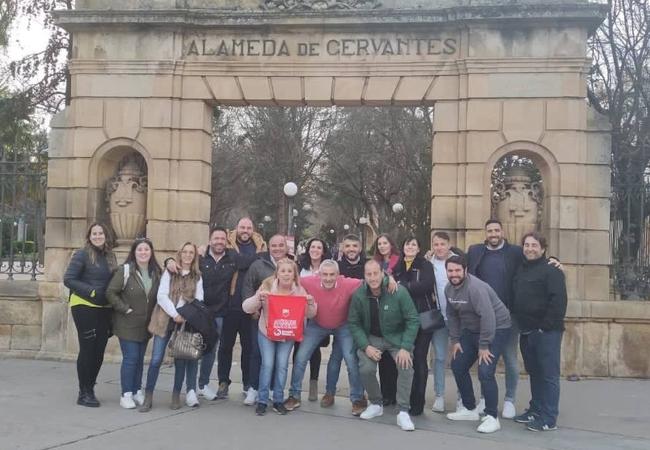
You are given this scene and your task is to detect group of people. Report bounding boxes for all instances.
[63,217,567,434]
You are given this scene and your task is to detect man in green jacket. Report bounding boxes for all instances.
[348,259,420,431]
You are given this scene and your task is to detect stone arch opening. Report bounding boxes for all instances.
[87,140,151,245]
[484,141,560,253]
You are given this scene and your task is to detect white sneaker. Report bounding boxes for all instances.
[244,387,258,406]
[397,411,415,431]
[198,384,217,401]
[502,400,516,419]
[120,392,136,409]
[446,406,480,421]
[185,389,199,407]
[432,396,445,412]
[477,415,501,433]
[360,404,384,420]
[476,398,486,415]
[133,389,145,406]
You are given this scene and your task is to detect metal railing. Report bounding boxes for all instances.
[0,145,46,280]
[610,182,650,300]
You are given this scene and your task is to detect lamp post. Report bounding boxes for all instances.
[283,182,298,237]
[392,202,404,214]
[358,217,368,252]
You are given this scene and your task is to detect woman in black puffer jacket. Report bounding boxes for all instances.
[64,222,117,407]
[391,236,437,416]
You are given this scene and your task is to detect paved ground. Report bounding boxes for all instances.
[0,358,648,450]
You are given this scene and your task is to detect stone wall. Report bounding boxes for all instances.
[0,282,42,356]
[1,279,649,377]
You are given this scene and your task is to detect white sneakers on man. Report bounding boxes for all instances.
[502,400,516,419]
[120,392,136,409]
[360,404,384,420]
[397,411,415,431]
[244,387,258,405]
[198,384,217,401]
[477,415,501,433]
[431,396,445,412]
[133,389,145,406]
[185,389,199,407]
[446,406,480,421]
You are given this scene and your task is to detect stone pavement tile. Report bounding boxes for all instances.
[0,359,649,450]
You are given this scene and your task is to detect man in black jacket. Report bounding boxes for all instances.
[512,232,567,432]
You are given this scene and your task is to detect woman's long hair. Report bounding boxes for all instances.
[124,237,162,278]
[84,222,116,267]
[372,233,399,261]
[299,238,331,271]
[169,242,201,302]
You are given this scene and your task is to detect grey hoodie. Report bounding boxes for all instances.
[445,273,511,349]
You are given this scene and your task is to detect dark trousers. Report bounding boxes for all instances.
[71,306,111,390]
[217,310,252,388]
[293,336,329,381]
[249,319,261,390]
[410,329,434,415]
[379,329,433,414]
[379,352,398,402]
[520,329,563,426]
[451,328,511,418]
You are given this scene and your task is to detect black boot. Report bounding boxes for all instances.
[85,386,100,407]
[77,386,100,407]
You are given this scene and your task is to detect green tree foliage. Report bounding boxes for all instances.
[3,0,72,114]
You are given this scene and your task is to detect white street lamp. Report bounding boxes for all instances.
[343,224,350,231]
[284,182,298,236]
[392,202,404,214]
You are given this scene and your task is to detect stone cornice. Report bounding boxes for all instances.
[54,3,607,32]
[67,57,591,77]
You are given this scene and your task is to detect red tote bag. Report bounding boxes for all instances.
[266,294,307,342]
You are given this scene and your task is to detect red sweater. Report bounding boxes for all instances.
[300,275,362,329]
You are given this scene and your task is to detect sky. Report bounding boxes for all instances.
[2,11,51,83]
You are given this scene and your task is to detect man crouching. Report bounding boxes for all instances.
[347,260,419,431]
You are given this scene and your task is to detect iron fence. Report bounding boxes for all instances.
[610,182,650,300]
[0,145,46,280]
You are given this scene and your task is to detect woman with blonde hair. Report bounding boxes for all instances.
[243,258,316,416]
[64,222,117,407]
[147,242,203,410]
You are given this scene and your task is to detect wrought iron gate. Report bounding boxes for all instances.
[0,145,46,280]
[610,181,650,300]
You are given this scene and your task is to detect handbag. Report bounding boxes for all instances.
[419,293,445,332]
[168,322,205,360]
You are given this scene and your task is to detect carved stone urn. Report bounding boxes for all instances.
[492,166,543,245]
[106,154,147,245]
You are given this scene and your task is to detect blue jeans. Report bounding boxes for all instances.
[451,328,511,418]
[198,317,224,389]
[257,333,293,405]
[502,316,520,402]
[324,338,343,395]
[144,333,171,392]
[118,338,147,395]
[520,329,563,426]
[431,326,449,397]
[174,358,198,393]
[289,321,363,402]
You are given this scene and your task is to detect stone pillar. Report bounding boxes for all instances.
[43,26,212,356]
[430,22,612,308]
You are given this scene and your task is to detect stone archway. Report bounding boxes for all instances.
[35,0,627,375]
